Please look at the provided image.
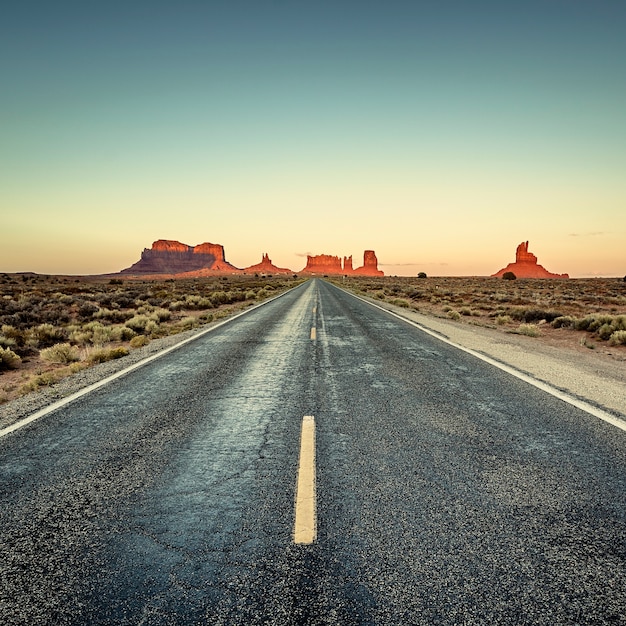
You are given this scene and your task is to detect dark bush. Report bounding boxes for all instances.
[503,272,516,280]
[418,272,427,279]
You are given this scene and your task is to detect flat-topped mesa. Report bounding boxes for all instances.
[243,253,293,275]
[121,240,239,274]
[302,254,344,274]
[492,241,569,279]
[301,250,384,276]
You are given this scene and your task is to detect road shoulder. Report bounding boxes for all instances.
[360,295,626,421]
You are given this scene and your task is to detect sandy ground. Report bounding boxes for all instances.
[1,290,625,433]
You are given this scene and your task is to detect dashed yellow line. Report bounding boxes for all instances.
[310,327,316,340]
[294,415,317,544]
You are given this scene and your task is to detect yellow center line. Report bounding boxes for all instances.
[294,415,317,544]
[310,327,316,340]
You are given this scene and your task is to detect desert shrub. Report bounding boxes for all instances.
[94,308,134,323]
[0,347,21,369]
[509,308,563,323]
[502,272,516,280]
[40,342,81,364]
[551,315,576,329]
[609,330,626,345]
[130,335,149,348]
[178,316,199,331]
[210,291,230,306]
[87,346,129,364]
[517,324,542,337]
[87,322,113,345]
[245,290,257,300]
[144,320,159,335]
[199,312,214,322]
[169,300,186,311]
[496,314,512,325]
[598,323,615,341]
[447,310,461,320]
[418,272,427,279]
[78,302,100,318]
[391,298,410,308]
[69,329,92,346]
[109,325,136,341]
[30,323,68,348]
[0,334,17,349]
[150,307,171,322]
[125,315,150,333]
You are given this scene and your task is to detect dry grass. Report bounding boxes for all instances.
[0,273,303,403]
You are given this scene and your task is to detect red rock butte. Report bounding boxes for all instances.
[242,253,293,275]
[301,250,383,276]
[492,241,569,279]
[120,240,384,277]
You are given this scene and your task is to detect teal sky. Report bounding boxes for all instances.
[2,1,625,276]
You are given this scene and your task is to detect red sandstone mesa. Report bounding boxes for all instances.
[121,240,239,274]
[301,250,383,276]
[492,241,569,279]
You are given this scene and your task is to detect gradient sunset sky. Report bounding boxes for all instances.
[2,1,625,277]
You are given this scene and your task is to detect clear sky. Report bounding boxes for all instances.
[1,0,625,277]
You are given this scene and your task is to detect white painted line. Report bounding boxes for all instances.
[294,415,317,544]
[310,327,317,340]
[347,291,626,433]
[0,287,300,440]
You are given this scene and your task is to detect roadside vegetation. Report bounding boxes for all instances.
[330,275,626,351]
[0,273,303,403]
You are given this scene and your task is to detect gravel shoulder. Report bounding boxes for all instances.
[2,289,625,433]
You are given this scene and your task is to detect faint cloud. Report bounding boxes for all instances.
[569,232,605,237]
[294,252,313,258]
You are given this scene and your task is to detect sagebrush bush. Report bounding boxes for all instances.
[496,315,512,325]
[109,325,136,341]
[517,324,542,337]
[391,298,410,308]
[0,346,21,369]
[609,330,626,345]
[87,346,129,364]
[40,342,81,364]
[129,335,149,348]
[551,316,576,329]
[125,315,150,333]
[30,323,67,348]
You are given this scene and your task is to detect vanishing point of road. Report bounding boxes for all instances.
[1,279,625,625]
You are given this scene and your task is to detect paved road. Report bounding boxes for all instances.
[1,279,625,625]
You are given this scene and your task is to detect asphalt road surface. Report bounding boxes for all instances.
[1,279,625,625]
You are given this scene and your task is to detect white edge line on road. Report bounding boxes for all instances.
[345,289,626,433]
[0,286,302,440]
[294,415,317,544]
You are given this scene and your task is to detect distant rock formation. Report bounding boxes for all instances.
[120,240,384,277]
[121,239,239,274]
[492,241,569,279]
[301,250,383,276]
[353,250,384,276]
[243,253,293,275]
